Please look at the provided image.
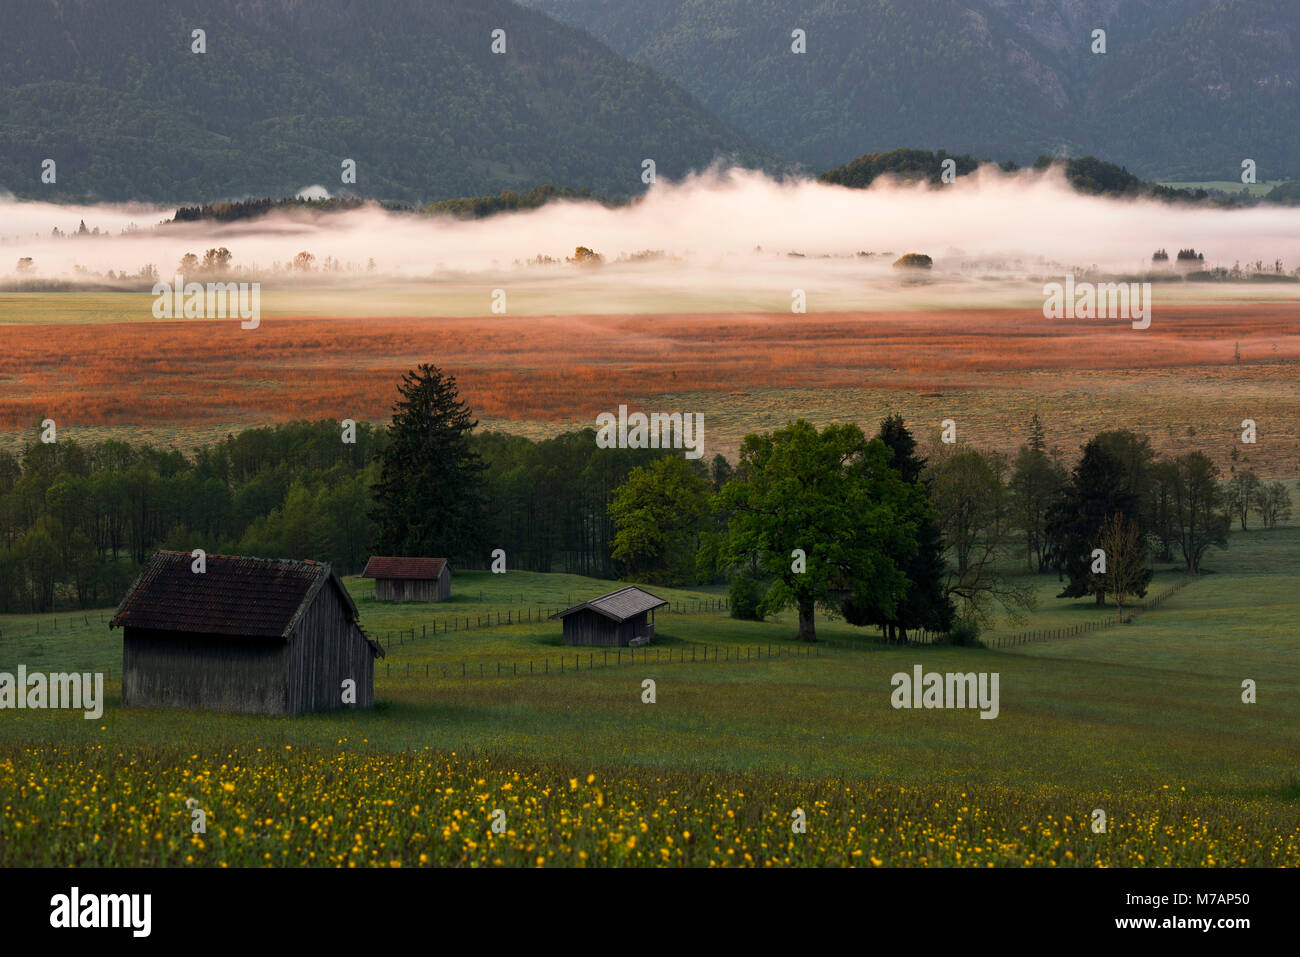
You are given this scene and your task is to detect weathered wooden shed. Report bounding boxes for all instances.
[110,551,383,715]
[361,556,451,602]
[551,586,668,647]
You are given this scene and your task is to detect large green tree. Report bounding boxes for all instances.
[371,364,484,562]
[1166,451,1230,574]
[717,420,921,642]
[609,455,712,585]
[842,415,954,642]
[1045,439,1151,605]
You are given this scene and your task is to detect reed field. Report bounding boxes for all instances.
[2,289,1299,472]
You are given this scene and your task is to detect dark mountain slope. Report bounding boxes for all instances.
[523,0,1300,179]
[0,0,762,202]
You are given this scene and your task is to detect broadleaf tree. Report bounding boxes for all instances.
[716,419,923,642]
[609,455,712,585]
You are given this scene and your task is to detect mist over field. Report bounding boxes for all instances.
[4,166,1300,303]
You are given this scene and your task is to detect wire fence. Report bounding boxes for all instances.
[982,577,1192,649]
[0,611,109,640]
[2,579,1191,658]
[380,639,819,680]
[0,596,732,644]
[369,596,729,654]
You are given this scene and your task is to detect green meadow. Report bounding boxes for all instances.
[1,523,1297,865]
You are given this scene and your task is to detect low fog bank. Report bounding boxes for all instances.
[2,166,1299,297]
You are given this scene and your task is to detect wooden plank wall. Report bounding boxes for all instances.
[122,628,288,714]
[287,582,375,712]
[561,610,644,647]
[375,577,444,602]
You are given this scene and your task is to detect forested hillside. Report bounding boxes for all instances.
[523,0,1300,180]
[0,0,760,203]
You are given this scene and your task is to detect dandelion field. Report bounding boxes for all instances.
[3,745,1297,867]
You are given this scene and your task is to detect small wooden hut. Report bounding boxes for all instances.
[361,556,451,602]
[110,551,382,715]
[551,585,668,647]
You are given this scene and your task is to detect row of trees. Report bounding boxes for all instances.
[606,410,1285,641]
[361,367,1288,642]
[0,421,386,613]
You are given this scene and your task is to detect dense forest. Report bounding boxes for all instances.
[0,415,703,613]
[819,149,1255,205]
[0,0,760,204]
[524,0,1300,181]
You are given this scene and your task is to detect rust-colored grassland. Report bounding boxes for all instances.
[2,304,1298,470]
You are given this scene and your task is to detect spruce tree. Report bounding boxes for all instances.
[371,364,484,562]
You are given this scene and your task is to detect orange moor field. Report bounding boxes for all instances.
[2,304,1298,469]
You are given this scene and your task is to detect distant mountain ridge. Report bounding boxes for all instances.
[0,0,763,203]
[522,0,1300,180]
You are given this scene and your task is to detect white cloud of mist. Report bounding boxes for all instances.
[1,166,1298,307]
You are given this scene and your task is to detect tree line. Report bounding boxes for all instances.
[0,368,694,612]
[606,412,1290,642]
[3,365,1290,634]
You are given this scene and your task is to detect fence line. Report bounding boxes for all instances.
[814,577,1192,651]
[370,596,730,654]
[379,638,818,680]
[0,597,731,645]
[0,610,107,641]
[983,577,1192,649]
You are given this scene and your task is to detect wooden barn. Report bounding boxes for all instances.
[362,556,451,602]
[552,585,668,647]
[110,551,383,715]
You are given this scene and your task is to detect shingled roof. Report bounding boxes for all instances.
[110,550,362,640]
[361,556,448,580]
[552,585,668,623]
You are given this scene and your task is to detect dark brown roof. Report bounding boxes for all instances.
[110,550,361,640]
[361,556,448,580]
[552,585,668,623]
